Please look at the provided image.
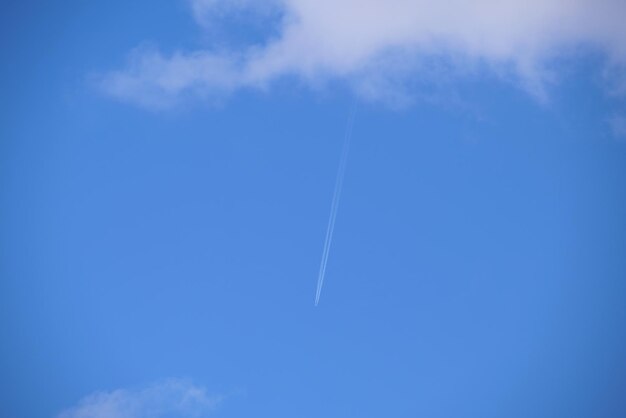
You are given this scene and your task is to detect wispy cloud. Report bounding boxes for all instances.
[99,0,626,108]
[609,113,626,139]
[188,0,279,27]
[58,379,222,418]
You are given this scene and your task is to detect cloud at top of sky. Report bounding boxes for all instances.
[99,0,626,108]
[58,379,222,418]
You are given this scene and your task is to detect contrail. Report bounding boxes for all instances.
[315,105,356,306]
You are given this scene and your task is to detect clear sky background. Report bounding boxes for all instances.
[2,1,626,418]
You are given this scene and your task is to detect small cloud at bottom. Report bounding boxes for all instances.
[58,379,223,418]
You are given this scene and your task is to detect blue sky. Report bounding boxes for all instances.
[2,1,626,417]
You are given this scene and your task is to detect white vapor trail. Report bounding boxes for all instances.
[315,105,356,306]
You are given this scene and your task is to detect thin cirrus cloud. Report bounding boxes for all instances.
[610,114,626,139]
[58,379,223,418]
[99,0,626,108]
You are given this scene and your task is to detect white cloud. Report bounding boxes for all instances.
[99,0,626,108]
[58,379,222,418]
[100,44,245,108]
